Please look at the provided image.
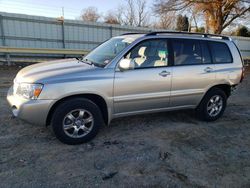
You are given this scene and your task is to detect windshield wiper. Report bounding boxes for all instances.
[76,57,93,66]
[76,57,104,68]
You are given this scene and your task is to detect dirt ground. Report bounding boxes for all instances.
[0,66,250,188]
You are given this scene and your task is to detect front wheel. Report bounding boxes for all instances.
[196,88,227,121]
[51,98,104,145]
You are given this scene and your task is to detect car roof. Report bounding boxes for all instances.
[122,31,232,42]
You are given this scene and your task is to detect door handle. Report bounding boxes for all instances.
[159,70,170,77]
[204,67,213,73]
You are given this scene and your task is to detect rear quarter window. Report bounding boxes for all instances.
[209,42,233,63]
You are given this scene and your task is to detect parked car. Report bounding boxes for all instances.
[7,31,244,144]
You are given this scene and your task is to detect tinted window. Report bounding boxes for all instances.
[124,39,169,68]
[209,42,232,63]
[200,41,212,64]
[172,39,202,65]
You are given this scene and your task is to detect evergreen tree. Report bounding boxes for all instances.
[176,15,189,31]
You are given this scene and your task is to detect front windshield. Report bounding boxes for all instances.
[84,35,140,67]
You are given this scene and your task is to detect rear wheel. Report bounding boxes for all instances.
[51,98,104,145]
[196,88,227,121]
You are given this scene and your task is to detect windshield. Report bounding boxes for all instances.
[83,35,140,67]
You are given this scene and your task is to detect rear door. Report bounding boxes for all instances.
[170,39,216,107]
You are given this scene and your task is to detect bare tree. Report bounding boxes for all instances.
[104,11,120,25]
[80,7,100,22]
[153,12,176,29]
[135,0,149,27]
[187,8,202,32]
[154,0,250,34]
[115,6,126,25]
[123,0,135,26]
[117,0,150,27]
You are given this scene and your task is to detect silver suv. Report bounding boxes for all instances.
[7,32,244,144]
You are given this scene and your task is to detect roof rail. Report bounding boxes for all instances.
[121,32,147,35]
[145,31,231,40]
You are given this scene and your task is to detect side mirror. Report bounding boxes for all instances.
[118,59,135,71]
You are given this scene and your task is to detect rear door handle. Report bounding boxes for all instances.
[204,67,213,73]
[159,70,170,77]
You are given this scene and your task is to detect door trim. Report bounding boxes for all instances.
[113,105,195,118]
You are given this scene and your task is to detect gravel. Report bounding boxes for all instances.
[0,66,250,188]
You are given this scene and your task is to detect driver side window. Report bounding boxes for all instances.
[124,39,169,68]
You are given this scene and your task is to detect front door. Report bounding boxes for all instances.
[113,38,172,115]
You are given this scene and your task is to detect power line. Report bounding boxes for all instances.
[0,0,83,19]
[0,1,83,12]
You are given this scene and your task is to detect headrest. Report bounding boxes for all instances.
[138,47,146,57]
[158,50,166,59]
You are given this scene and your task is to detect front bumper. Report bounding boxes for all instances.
[7,86,54,126]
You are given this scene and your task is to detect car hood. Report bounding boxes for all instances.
[15,58,96,84]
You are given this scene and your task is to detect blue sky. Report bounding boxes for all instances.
[0,0,155,19]
[1,0,247,30]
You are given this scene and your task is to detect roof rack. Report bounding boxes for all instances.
[145,31,231,40]
[121,32,147,35]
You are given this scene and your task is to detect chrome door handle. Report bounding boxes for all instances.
[159,71,170,77]
[204,67,213,73]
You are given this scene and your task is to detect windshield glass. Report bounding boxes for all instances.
[83,35,140,67]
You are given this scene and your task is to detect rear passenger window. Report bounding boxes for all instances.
[172,39,202,65]
[209,42,232,63]
[200,41,212,64]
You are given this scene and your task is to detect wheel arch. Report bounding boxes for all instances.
[207,84,231,98]
[196,84,230,121]
[197,84,232,108]
[46,94,109,126]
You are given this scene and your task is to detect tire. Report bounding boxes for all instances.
[196,88,227,121]
[51,98,104,145]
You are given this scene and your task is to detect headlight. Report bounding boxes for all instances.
[16,83,43,99]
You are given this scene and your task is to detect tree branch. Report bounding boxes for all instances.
[223,7,250,29]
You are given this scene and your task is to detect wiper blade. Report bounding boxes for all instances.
[76,57,105,68]
[76,57,93,66]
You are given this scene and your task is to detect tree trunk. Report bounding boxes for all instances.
[214,22,223,34]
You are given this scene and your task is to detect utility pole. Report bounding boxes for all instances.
[58,7,65,49]
[57,7,65,58]
[62,7,64,19]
